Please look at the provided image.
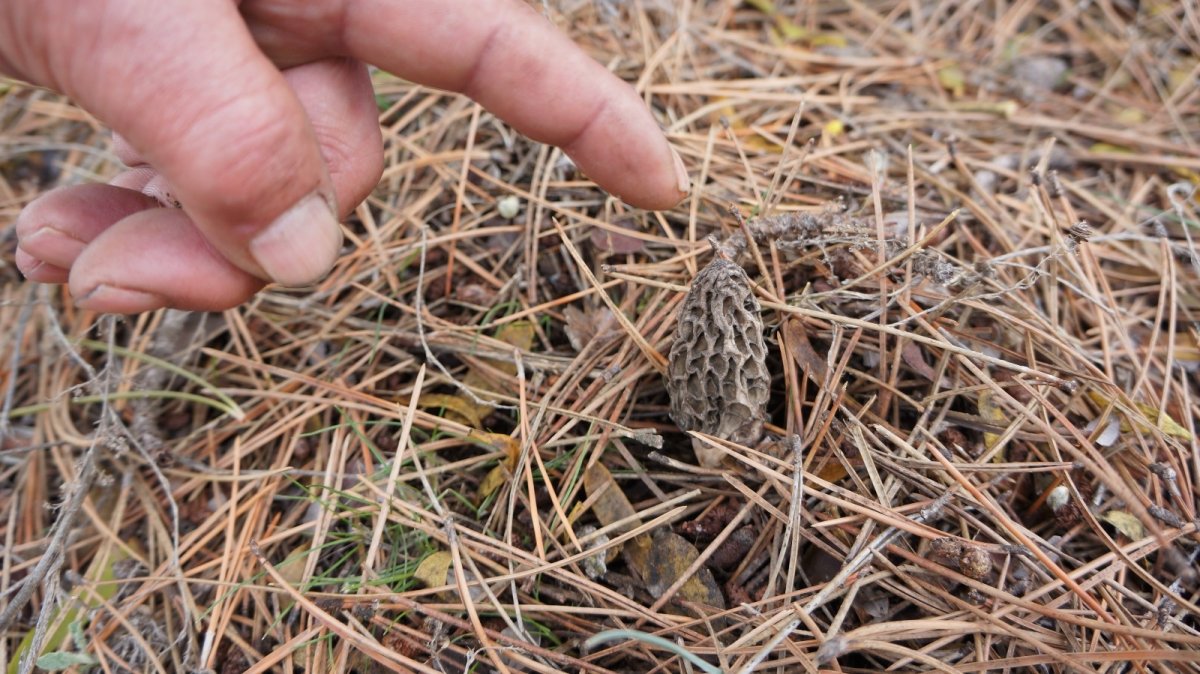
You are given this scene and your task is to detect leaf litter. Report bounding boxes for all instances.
[2,2,1200,672]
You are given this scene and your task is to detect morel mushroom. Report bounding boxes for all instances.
[667,257,770,467]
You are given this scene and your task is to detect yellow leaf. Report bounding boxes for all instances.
[978,391,1008,456]
[584,463,649,573]
[775,17,809,42]
[1138,402,1195,439]
[461,321,536,402]
[496,321,536,347]
[949,100,1019,118]
[1087,391,1193,440]
[1114,108,1145,126]
[938,64,966,97]
[643,531,725,610]
[414,551,453,590]
[744,0,775,13]
[1171,167,1200,187]
[1101,510,1145,540]
[744,0,808,42]
[417,393,486,428]
[823,119,845,136]
[810,33,847,48]
[1090,142,1131,154]
[478,465,509,503]
[474,432,520,503]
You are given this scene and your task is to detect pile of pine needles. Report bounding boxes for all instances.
[2,1,1199,672]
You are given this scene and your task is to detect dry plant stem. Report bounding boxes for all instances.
[362,364,425,576]
[4,315,117,671]
[765,435,805,601]
[16,568,63,674]
[0,286,36,444]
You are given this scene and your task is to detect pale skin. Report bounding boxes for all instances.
[5,0,690,313]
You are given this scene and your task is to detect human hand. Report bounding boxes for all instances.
[6,0,690,313]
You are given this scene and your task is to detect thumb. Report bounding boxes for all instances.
[2,0,340,285]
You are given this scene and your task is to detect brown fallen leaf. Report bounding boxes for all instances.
[583,463,725,611]
[563,304,622,353]
[783,317,827,382]
[476,433,520,503]
[643,530,725,610]
[900,340,937,382]
[583,463,648,572]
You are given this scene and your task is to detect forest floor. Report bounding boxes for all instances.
[2,1,1200,672]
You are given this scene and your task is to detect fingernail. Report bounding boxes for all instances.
[75,284,163,314]
[670,145,690,195]
[21,226,86,262]
[249,193,342,286]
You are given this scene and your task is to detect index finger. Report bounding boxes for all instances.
[245,0,690,210]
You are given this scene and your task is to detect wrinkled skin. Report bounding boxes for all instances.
[4,0,689,313]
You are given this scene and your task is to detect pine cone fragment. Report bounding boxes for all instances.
[667,258,770,467]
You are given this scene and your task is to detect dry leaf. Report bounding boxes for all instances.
[584,464,725,611]
[490,322,536,374]
[414,551,453,591]
[476,433,520,503]
[938,63,966,97]
[783,317,827,381]
[815,460,850,483]
[745,0,810,42]
[1101,510,1145,540]
[563,305,621,353]
[1086,391,1194,440]
[449,321,537,425]
[584,463,648,571]
[643,531,726,610]
[900,341,937,382]
[977,390,1008,456]
[418,393,487,428]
